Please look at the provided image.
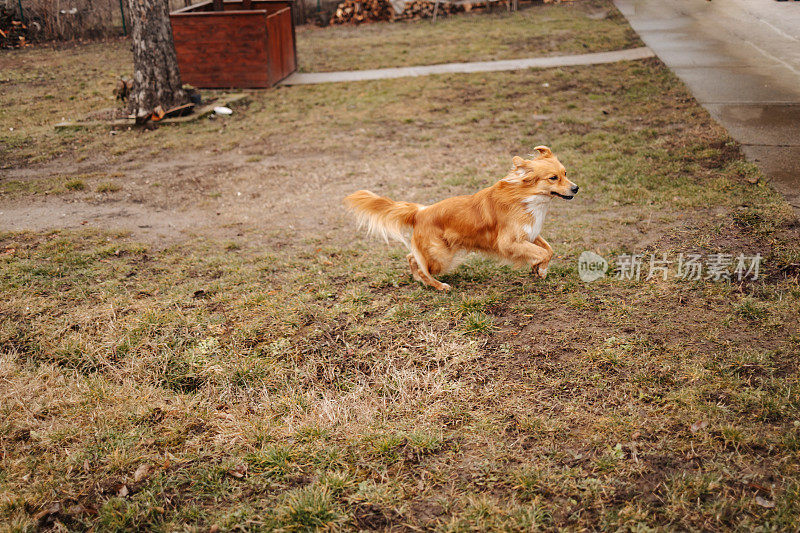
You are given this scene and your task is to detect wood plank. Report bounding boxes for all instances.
[55,94,250,130]
[280,8,296,74]
[265,7,295,82]
[251,0,292,15]
[265,12,282,85]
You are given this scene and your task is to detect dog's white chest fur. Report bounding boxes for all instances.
[522,195,551,242]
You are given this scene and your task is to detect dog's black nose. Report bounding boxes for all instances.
[571,184,580,193]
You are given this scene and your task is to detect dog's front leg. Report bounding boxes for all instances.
[532,236,554,278]
[498,239,551,278]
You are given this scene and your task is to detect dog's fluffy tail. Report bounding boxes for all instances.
[344,190,422,246]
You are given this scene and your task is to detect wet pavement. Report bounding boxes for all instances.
[615,0,800,210]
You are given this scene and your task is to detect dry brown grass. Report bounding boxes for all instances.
[1,1,800,530]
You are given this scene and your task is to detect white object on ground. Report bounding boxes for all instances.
[214,106,233,115]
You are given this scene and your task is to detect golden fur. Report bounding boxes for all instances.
[345,146,579,291]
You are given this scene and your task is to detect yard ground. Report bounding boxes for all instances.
[1,1,800,530]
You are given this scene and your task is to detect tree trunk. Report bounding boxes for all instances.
[126,0,187,122]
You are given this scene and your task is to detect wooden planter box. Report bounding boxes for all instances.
[170,0,297,88]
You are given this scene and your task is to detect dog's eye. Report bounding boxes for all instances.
[549,176,558,181]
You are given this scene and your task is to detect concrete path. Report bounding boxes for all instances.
[280,47,654,85]
[615,0,800,210]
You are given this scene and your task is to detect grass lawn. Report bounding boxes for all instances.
[1,1,800,530]
[296,0,640,72]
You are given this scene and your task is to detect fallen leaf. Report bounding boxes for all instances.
[755,495,775,508]
[33,502,61,522]
[747,175,760,184]
[226,464,247,479]
[134,463,151,483]
[67,504,87,516]
[690,420,708,433]
[117,485,129,498]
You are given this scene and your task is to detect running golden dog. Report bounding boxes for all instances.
[345,146,578,291]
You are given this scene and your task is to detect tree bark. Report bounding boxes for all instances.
[126,0,187,122]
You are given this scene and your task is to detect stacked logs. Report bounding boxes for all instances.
[0,7,28,48]
[330,0,394,24]
[395,1,464,21]
[330,0,465,24]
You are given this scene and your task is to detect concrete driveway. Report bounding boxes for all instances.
[615,0,800,210]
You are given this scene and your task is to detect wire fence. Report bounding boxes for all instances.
[2,0,204,41]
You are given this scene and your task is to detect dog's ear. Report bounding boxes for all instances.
[532,146,553,159]
[503,156,527,183]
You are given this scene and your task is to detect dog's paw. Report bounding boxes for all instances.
[438,283,451,292]
[538,266,548,278]
[532,264,548,279]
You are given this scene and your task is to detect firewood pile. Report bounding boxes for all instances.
[330,0,466,24]
[331,0,393,24]
[0,7,29,48]
[395,1,464,20]
[327,0,577,25]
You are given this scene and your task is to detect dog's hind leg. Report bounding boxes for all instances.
[407,253,424,283]
[411,236,454,291]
